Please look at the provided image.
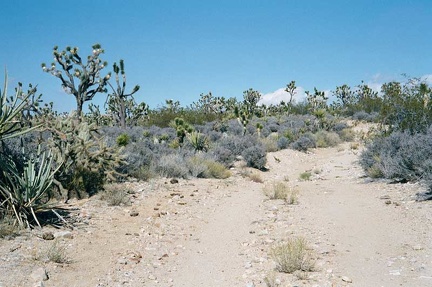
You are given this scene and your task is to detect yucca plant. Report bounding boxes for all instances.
[0,147,59,228]
[0,74,38,140]
[187,131,209,152]
[0,73,52,228]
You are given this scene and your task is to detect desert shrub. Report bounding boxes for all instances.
[203,160,231,179]
[211,134,264,167]
[187,156,208,177]
[267,123,280,133]
[188,155,231,179]
[379,79,432,134]
[46,240,69,264]
[277,136,290,150]
[281,129,297,143]
[315,131,341,148]
[207,130,223,142]
[211,145,235,167]
[337,128,356,142]
[332,122,348,132]
[226,119,245,136]
[360,129,432,182]
[242,144,267,169]
[352,111,378,122]
[261,136,278,152]
[153,153,190,178]
[116,133,130,146]
[291,133,316,152]
[99,184,131,206]
[270,237,314,273]
[119,143,154,177]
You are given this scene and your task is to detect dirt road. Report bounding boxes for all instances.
[1,143,431,287]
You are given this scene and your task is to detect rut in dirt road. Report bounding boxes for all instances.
[166,181,265,286]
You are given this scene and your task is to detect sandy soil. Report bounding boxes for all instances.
[1,142,431,287]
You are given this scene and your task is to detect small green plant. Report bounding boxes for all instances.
[116,133,130,147]
[170,117,194,144]
[270,237,314,273]
[299,171,312,181]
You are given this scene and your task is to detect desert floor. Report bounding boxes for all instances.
[1,141,431,287]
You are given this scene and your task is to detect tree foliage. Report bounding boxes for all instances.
[42,44,110,119]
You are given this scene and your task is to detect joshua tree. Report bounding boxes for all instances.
[284,80,297,105]
[41,44,110,120]
[105,59,146,129]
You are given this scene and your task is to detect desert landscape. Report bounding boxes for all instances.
[1,3,431,287]
[1,136,431,287]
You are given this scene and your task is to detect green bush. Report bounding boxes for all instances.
[116,133,130,146]
[379,79,432,134]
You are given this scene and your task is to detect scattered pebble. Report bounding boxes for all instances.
[42,232,54,241]
[341,276,352,283]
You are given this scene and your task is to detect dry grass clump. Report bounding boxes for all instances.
[203,160,231,179]
[240,169,264,183]
[264,182,298,204]
[239,167,264,183]
[47,240,69,263]
[33,239,70,264]
[261,136,279,152]
[270,237,315,274]
[315,131,341,148]
[99,184,131,206]
[263,271,280,287]
[188,156,231,179]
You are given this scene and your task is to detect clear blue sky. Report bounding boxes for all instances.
[1,0,431,112]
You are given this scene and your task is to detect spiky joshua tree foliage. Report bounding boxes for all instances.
[41,44,110,119]
[105,59,148,129]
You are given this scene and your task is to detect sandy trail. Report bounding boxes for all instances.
[167,182,264,286]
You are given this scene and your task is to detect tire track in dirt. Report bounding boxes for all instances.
[164,181,265,286]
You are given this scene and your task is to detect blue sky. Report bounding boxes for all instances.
[1,0,431,112]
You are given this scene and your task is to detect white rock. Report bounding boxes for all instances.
[54,231,73,239]
[30,268,49,282]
